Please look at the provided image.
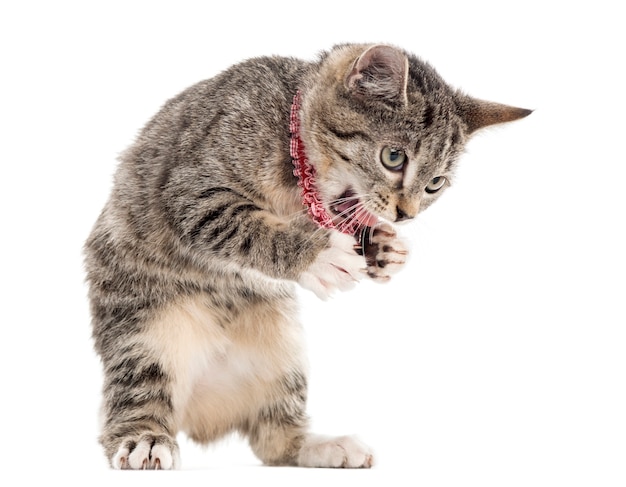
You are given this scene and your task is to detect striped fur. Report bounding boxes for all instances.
[84,43,529,469]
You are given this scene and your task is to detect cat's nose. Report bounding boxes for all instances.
[395,206,414,222]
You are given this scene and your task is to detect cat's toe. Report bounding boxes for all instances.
[297,434,374,468]
[364,224,408,281]
[111,433,179,470]
[299,231,366,299]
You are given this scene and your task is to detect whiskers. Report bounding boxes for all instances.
[327,192,378,237]
[283,188,385,250]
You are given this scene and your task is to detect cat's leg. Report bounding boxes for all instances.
[99,341,180,469]
[248,383,374,468]
[244,331,373,467]
[246,370,310,466]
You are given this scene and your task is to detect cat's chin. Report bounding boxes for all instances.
[330,188,379,230]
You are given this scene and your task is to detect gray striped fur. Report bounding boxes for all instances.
[84,43,530,469]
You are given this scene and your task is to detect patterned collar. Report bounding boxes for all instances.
[290,91,357,235]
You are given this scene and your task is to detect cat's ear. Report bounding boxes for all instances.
[459,97,532,134]
[345,45,409,104]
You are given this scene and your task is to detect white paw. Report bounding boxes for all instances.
[298,231,366,300]
[297,434,374,468]
[361,223,408,282]
[112,434,179,470]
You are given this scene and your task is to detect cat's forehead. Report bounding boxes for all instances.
[363,99,465,154]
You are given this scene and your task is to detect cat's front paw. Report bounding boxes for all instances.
[297,434,374,468]
[298,231,366,300]
[111,433,180,470]
[361,223,408,282]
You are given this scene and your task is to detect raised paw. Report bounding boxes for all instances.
[297,434,374,468]
[359,223,408,282]
[112,433,180,470]
[298,231,366,300]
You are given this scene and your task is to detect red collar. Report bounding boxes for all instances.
[290,91,357,235]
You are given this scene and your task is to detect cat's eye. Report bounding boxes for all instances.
[425,176,447,194]
[380,147,406,171]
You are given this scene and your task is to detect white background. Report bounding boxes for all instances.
[1,1,624,486]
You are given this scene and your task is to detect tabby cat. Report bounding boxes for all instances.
[84,43,530,469]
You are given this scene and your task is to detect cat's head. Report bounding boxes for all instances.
[299,44,531,228]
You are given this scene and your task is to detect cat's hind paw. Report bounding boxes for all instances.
[111,433,180,470]
[297,434,374,468]
[298,231,366,300]
[361,223,408,282]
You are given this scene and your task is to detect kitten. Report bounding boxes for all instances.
[84,43,530,469]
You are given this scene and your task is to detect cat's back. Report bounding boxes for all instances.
[108,54,312,216]
[140,55,311,147]
[97,55,309,222]
[85,54,313,276]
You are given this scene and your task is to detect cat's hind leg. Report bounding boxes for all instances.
[99,344,181,469]
[238,297,374,468]
[246,370,310,466]
[246,372,374,468]
[248,411,374,468]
